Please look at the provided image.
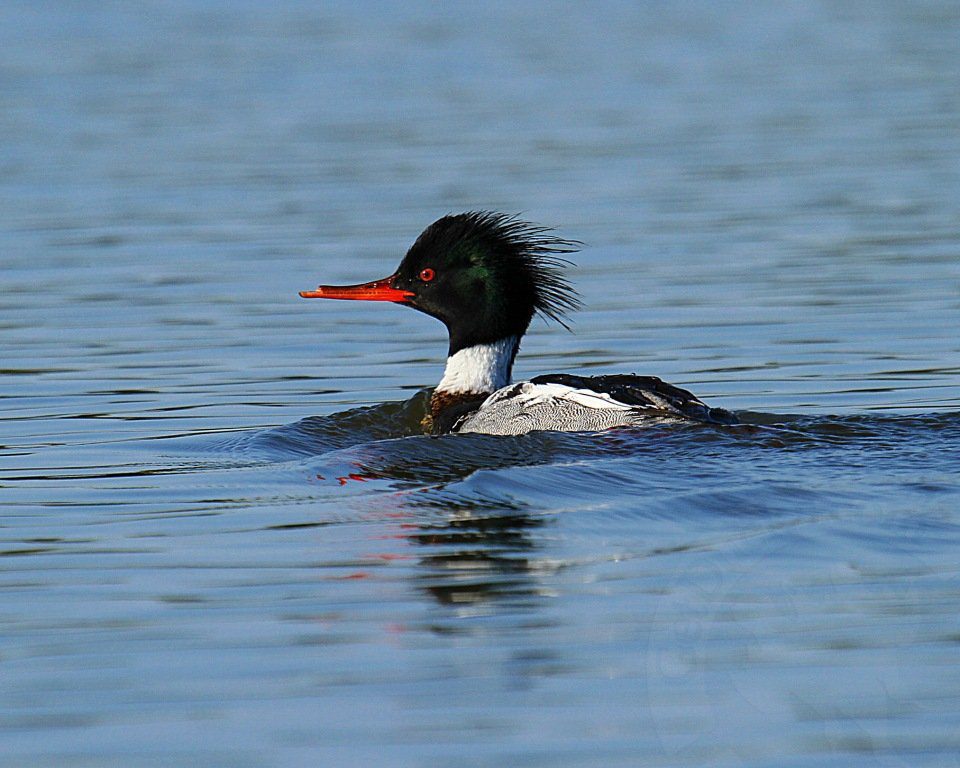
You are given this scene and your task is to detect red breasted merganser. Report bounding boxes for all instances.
[300,212,736,435]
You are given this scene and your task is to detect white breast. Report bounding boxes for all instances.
[455,381,671,435]
[436,336,519,394]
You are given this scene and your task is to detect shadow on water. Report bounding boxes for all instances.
[222,392,960,609]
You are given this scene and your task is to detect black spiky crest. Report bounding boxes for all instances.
[393,211,581,354]
[426,211,582,326]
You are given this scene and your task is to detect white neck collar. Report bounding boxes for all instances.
[436,336,519,395]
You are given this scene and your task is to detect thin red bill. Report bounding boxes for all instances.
[299,275,412,302]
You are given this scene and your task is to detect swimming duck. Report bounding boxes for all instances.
[300,212,736,434]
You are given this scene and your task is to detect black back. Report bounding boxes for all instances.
[529,373,739,426]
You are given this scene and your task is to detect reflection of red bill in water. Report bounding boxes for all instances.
[337,472,369,486]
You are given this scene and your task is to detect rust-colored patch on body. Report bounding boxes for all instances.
[422,389,489,433]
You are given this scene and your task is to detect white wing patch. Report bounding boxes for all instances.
[482,382,636,411]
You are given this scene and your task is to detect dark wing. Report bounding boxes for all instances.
[529,373,738,425]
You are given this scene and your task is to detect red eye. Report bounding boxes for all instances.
[419,268,435,282]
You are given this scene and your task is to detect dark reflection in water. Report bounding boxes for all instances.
[411,509,546,609]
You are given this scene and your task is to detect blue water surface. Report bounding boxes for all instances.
[2,2,960,766]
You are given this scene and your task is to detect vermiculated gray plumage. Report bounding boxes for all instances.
[452,375,737,435]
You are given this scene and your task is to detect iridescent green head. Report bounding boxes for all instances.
[392,212,581,354]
